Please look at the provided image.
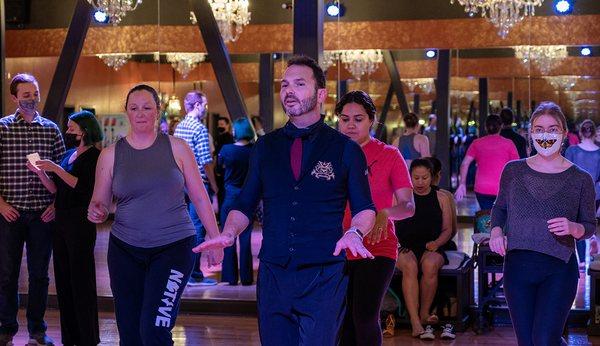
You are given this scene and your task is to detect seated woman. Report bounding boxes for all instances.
[395,159,454,340]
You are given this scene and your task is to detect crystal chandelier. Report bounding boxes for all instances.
[165,53,207,79]
[404,78,435,94]
[339,50,383,80]
[545,76,578,91]
[450,0,544,39]
[97,53,131,71]
[513,45,568,75]
[190,0,251,43]
[87,0,142,25]
[320,51,341,71]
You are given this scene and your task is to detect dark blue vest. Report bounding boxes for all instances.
[234,121,375,266]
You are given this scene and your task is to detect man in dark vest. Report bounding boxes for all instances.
[197,56,376,345]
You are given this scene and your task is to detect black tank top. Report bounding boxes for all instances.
[395,188,443,248]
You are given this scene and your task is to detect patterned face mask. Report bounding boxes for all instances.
[531,133,562,156]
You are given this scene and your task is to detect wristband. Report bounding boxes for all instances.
[345,227,364,241]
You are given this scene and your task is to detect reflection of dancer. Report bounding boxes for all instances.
[198,56,376,345]
[336,91,415,345]
[88,84,222,345]
[490,102,596,345]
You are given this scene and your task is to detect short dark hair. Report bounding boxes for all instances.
[334,90,377,121]
[10,73,38,96]
[218,116,230,125]
[125,84,160,110]
[403,113,419,129]
[425,157,442,177]
[499,108,514,126]
[69,110,103,145]
[184,90,206,112]
[410,158,434,175]
[485,114,502,134]
[286,55,326,89]
[232,118,255,141]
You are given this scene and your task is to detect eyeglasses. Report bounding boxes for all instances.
[531,127,562,135]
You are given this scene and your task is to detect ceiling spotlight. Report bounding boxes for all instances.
[554,0,573,14]
[93,9,109,23]
[580,47,592,56]
[425,49,437,59]
[326,1,345,17]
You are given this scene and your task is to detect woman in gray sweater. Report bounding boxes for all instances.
[489,102,596,346]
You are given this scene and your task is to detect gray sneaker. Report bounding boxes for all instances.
[28,333,55,346]
[0,334,14,346]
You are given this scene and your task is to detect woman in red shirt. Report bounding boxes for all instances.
[337,91,415,345]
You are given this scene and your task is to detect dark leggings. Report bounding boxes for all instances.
[503,250,578,346]
[341,257,396,346]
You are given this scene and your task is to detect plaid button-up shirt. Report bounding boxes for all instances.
[0,112,66,211]
[174,114,212,182]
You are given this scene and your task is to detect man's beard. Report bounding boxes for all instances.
[19,99,38,114]
[283,90,318,118]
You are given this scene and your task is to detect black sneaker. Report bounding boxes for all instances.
[440,324,456,340]
[28,333,55,346]
[0,334,14,346]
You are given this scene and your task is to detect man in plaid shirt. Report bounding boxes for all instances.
[174,91,219,286]
[0,74,65,346]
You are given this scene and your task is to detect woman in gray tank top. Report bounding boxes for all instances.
[87,85,221,345]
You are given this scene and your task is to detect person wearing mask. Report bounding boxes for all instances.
[424,114,437,155]
[0,73,65,346]
[87,84,222,345]
[336,90,415,346]
[489,102,596,345]
[455,115,519,210]
[174,91,219,286]
[392,113,430,166]
[197,56,376,345]
[215,116,234,155]
[499,108,528,159]
[395,159,454,340]
[565,119,600,268]
[31,111,103,346]
[218,118,256,286]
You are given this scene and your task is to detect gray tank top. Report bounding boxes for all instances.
[111,134,196,248]
[398,133,421,160]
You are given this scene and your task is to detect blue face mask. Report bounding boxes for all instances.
[19,99,38,113]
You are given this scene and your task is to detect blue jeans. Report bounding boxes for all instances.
[188,182,212,279]
[220,185,253,285]
[475,193,497,211]
[0,211,54,336]
[503,250,578,346]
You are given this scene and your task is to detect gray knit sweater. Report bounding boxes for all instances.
[491,160,597,262]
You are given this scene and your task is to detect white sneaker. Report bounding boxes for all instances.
[440,324,456,340]
[419,325,435,340]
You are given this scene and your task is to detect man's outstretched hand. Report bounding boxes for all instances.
[193,233,235,253]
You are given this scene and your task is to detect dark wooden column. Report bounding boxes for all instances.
[478,78,489,136]
[375,83,394,140]
[516,100,523,123]
[293,0,323,63]
[413,94,420,115]
[337,80,348,102]
[507,91,513,110]
[259,53,274,133]
[191,0,248,121]
[42,0,93,125]
[0,0,6,116]
[435,50,451,189]
[382,50,410,116]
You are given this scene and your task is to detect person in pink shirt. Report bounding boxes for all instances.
[337,90,415,345]
[455,114,519,210]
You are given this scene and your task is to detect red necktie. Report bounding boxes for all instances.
[290,137,302,181]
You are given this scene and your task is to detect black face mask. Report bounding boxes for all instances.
[217,127,226,134]
[64,133,82,148]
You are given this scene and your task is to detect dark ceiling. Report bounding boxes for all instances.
[9,0,600,30]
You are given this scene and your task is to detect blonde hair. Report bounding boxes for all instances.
[530,101,567,131]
